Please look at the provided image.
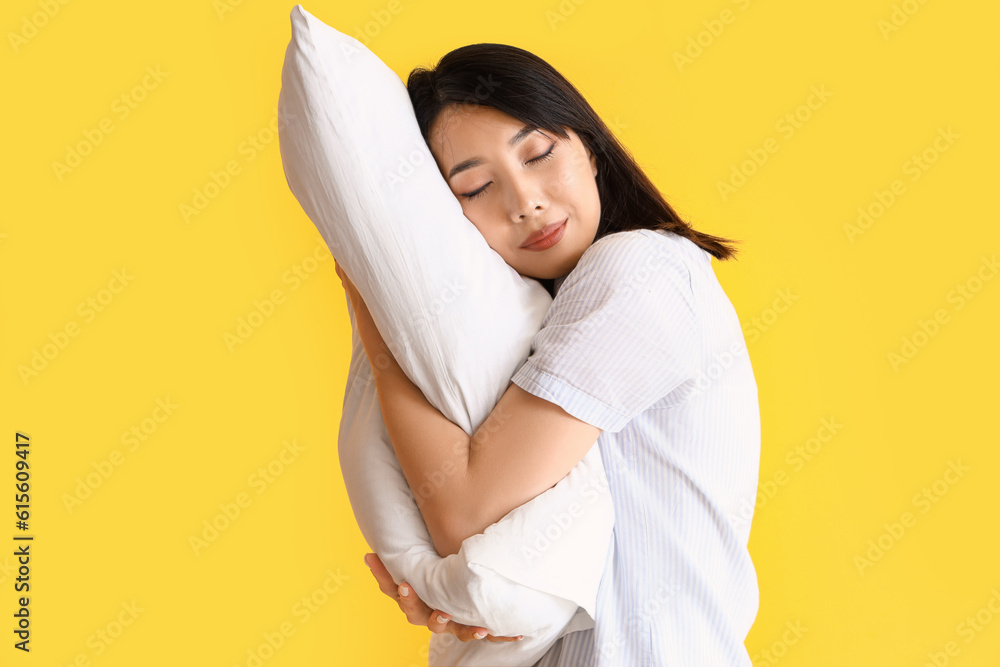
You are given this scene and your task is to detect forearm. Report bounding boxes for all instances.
[347,290,585,555]
[351,298,474,557]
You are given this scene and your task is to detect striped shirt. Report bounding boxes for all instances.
[510,228,761,667]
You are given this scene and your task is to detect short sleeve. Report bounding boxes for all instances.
[510,230,701,433]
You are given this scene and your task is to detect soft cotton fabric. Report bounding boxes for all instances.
[276,5,614,665]
[510,229,762,667]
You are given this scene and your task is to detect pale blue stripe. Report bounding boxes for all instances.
[514,229,761,667]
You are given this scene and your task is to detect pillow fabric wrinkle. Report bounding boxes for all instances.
[277,6,615,666]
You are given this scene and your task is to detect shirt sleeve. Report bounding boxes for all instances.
[510,230,702,433]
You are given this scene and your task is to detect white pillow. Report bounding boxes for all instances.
[277,6,614,665]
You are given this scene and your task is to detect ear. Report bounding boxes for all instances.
[587,145,597,178]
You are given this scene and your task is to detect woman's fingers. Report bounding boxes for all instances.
[427,608,485,641]
[428,611,523,643]
[446,619,490,643]
[485,633,525,642]
[364,553,400,601]
[426,610,451,634]
[363,554,434,627]
[396,583,433,626]
[427,611,480,639]
[365,552,523,642]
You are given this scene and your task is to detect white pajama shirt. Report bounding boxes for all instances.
[508,228,761,667]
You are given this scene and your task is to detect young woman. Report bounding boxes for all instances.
[340,43,762,666]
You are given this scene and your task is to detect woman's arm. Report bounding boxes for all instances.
[337,262,601,558]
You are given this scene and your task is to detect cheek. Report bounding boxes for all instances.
[550,157,591,200]
[469,217,509,252]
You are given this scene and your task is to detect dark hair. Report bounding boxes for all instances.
[406,43,741,284]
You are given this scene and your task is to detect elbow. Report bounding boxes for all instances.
[419,464,480,558]
[437,510,493,558]
[422,500,467,559]
[431,532,463,559]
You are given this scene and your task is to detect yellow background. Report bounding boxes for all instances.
[3,0,998,665]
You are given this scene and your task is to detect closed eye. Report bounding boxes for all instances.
[461,143,556,201]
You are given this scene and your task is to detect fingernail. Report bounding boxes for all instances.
[516,635,523,641]
[473,631,486,639]
[436,614,448,623]
[363,554,371,568]
[399,585,409,597]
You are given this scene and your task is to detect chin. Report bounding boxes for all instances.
[513,244,580,281]
[530,263,571,282]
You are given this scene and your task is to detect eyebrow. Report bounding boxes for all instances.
[446,124,539,181]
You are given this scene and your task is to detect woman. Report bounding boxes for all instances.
[339,43,761,666]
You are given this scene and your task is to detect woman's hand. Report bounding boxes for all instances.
[364,552,524,643]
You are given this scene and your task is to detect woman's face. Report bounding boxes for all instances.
[427,104,601,281]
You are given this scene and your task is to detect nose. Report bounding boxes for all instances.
[507,173,547,224]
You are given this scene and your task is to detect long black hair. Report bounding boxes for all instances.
[407,43,741,281]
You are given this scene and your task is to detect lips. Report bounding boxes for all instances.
[521,217,568,248]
